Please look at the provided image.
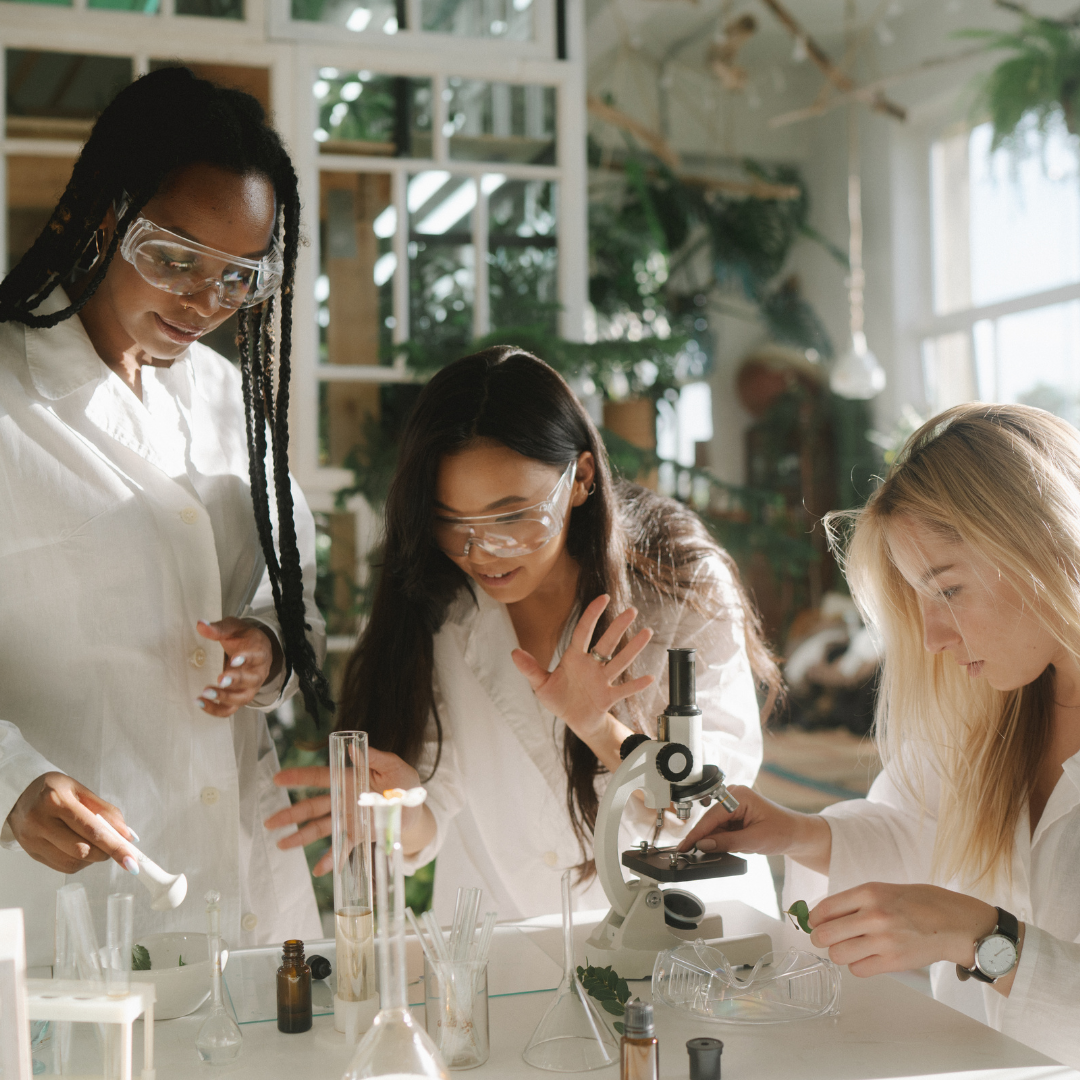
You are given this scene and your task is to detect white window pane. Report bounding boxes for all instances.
[930,127,971,315]
[922,331,975,413]
[969,120,1080,307]
[995,300,1080,426]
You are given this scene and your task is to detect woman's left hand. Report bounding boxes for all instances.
[194,618,283,716]
[808,882,1000,977]
[511,594,654,743]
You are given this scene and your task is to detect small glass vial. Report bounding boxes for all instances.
[620,1000,659,1080]
[277,939,313,1033]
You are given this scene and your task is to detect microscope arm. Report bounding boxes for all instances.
[594,743,651,918]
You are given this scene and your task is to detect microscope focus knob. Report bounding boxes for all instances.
[656,742,694,782]
[620,733,651,760]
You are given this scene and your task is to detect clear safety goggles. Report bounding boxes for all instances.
[434,460,577,559]
[119,215,284,310]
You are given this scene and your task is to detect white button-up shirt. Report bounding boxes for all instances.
[410,555,777,923]
[0,292,323,965]
[784,754,1080,1068]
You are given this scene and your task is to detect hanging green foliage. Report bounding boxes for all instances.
[960,3,1080,149]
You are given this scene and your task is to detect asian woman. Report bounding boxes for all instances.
[268,346,781,920]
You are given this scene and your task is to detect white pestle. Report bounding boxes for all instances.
[94,814,188,911]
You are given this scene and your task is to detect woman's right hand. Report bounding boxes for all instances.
[6,772,137,874]
[268,749,426,875]
[679,785,833,874]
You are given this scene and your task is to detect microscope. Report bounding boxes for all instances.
[584,648,772,977]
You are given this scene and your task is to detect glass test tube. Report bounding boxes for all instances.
[105,894,133,997]
[330,731,375,1008]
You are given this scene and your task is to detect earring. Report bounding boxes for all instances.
[72,227,106,276]
[587,483,597,495]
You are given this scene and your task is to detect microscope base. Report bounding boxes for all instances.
[583,879,772,978]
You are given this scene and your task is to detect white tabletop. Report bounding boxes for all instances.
[144,902,1072,1080]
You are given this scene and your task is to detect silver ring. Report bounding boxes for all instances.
[591,650,614,664]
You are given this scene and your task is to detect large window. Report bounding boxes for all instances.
[923,116,1080,421]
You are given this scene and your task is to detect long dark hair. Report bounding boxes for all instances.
[337,346,778,860]
[0,66,332,719]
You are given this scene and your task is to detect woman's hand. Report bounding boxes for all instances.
[511,594,654,750]
[808,883,1010,985]
[267,749,429,874]
[195,618,282,716]
[679,786,833,874]
[6,772,138,874]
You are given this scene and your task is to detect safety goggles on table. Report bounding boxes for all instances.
[433,460,577,559]
[120,214,284,310]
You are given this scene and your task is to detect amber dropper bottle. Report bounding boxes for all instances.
[620,1000,659,1080]
[277,939,313,1033]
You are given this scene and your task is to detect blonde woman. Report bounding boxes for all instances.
[683,403,1080,1068]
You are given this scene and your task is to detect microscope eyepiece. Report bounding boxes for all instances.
[666,648,700,716]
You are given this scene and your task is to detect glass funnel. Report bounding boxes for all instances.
[522,870,618,1072]
[195,891,243,1063]
[342,787,449,1080]
[331,732,377,1035]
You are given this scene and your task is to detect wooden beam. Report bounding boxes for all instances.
[586,94,681,169]
[757,0,907,122]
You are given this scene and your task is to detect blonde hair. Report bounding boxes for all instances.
[825,403,1080,887]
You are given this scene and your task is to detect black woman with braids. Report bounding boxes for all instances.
[0,66,332,962]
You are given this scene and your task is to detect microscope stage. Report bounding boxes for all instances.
[621,848,747,883]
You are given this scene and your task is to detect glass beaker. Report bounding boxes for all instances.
[423,957,489,1069]
[331,731,377,1037]
[342,787,449,1080]
[195,890,243,1063]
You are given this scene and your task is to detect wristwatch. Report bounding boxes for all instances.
[956,906,1019,983]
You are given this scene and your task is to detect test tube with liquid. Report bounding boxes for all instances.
[330,731,377,1038]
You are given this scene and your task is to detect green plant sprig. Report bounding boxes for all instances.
[131,944,151,971]
[785,900,812,934]
[577,963,631,1035]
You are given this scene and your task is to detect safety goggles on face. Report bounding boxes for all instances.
[119,215,284,310]
[434,460,578,559]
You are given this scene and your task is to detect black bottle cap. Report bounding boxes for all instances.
[687,1037,723,1080]
[308,954,332,980]
[666,648,699,716]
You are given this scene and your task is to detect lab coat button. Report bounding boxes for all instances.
[180,507,199,524]
[241,913,258,932]
[201,787,220,806]
[543,851,558,867]
[190,647,207,668]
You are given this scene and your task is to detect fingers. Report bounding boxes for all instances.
[273,766,331,789]
[680,799,740,850]
[592,606,641,660]
[57,785,137,871]
[604,626,654,679]
[194,619,273,716]
[264,794,332,831]
[570,595,611,652]
[275,815,332,850]
[511,648,548,691]
[608,673,655,703]
[313,848,333,876]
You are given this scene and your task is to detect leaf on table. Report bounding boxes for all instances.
[178,955,186,967]
[131,944,151,971]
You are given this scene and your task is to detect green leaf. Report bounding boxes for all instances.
[613,1022,625,1036]
[577,963,631,1020]
[178,955,186,967]
[786,900,812,934]
[131,944,151,971]
[600,998,626,1017]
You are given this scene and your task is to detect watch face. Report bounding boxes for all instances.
[976,934,1017,978]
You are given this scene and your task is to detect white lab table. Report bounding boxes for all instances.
[142,902,1074,1080]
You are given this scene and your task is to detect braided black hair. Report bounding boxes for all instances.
[0,66,333,720]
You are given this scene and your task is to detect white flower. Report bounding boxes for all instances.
[359,786,427,808]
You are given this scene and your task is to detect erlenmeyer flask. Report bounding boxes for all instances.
[342,788,449,1080]
[522,870,618,1072]
[195,891,242,1063]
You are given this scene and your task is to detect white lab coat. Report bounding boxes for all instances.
[408,555,778,923]
[0,290,322,966]
[784,755,1080,1069]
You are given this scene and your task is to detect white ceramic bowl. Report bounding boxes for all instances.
[134,932,229,1020]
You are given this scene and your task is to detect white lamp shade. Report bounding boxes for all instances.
[830,332,886,400]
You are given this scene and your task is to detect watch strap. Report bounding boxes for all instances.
[955,906,1019,984]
